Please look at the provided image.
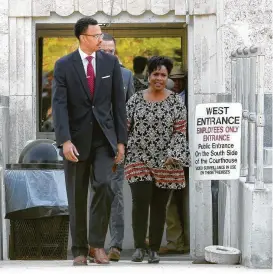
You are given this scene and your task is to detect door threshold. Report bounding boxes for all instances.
[67,249,192,261]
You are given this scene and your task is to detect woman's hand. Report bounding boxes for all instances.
[164,157,174,166]
[164,157,179,168]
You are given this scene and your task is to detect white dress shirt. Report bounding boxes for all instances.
[78,47,96,76]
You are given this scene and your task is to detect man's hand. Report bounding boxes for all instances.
[63,140,79,162]
[115,143,125,164]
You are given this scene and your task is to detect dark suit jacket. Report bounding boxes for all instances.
[120,66,134,102]
[52,49,127,161]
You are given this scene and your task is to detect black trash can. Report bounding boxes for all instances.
[5,140,69,260]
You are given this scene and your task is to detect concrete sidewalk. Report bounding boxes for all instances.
[0,260,271,274]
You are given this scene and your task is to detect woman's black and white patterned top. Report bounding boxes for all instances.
[125,91,191,189]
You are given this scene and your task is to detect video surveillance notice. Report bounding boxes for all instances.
[193,103,242,180]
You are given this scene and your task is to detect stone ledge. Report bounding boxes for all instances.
[8,0,217,17]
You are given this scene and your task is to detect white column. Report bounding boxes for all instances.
[9,17,35,163]
[255,54,265,189]
[0,0,9,260]
[188,13,218,258]
[0,0,9,97]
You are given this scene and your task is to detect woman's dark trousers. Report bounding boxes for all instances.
[130,181,171,251]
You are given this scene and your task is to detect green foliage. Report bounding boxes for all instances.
[116,37,182,71]
[42,37,182,73]
[43,37,78,72]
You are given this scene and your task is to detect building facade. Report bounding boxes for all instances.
[0,0,272,268]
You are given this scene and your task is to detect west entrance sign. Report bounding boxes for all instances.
[193,103,242,180]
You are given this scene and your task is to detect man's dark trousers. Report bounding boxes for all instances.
[64,120,114,258]
[109,163,124,250]
[108,66,134,250]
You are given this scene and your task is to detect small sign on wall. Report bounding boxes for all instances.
[193,103,242,180]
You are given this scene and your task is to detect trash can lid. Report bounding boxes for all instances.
[6,163,64,170]
[18,139,63,164]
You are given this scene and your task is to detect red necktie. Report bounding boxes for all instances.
[86,56,95,97]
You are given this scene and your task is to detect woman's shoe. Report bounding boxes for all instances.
[148,250,160,264]
[131,248,145,262]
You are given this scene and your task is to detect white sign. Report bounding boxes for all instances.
[193,103,242,180]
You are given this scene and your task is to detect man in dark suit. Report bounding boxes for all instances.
[52,17,127,266]
[99,33,134,261]
[100,33,134,101]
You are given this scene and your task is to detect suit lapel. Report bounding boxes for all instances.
[72,50,92,101]
[93,50,103,102]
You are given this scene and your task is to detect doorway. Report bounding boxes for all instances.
[36,23,190,260]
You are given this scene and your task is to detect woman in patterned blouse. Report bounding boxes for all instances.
[125,56,191,263]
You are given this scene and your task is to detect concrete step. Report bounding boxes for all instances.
[0,259,257,274]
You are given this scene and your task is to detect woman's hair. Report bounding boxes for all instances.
[147,56,173,75]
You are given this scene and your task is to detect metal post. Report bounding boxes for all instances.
[235,50,248,177]
[255,53,265,189]
[231,56,237,103]
[222,181,232,247]
[247,56,257,183]
[236,53,243,103]
[241,48,249,177]
[211,180,219,245]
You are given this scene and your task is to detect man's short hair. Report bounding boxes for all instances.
[133,56,148,74]
[74,17,98,40]
[102,33,116,45]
